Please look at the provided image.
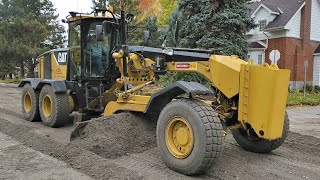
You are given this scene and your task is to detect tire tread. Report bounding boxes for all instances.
[165,99,224,175]
[39,85,69,128]
[232,112,289,153]
[21,84,40,121]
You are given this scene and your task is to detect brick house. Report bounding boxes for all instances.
[247,0,320,89]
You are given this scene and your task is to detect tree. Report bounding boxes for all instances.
[165,9,181,47]
[0,0,66,77]
[158,0,178,27]
[92,0,140,14]
[178,0,255,59]
[158,0,255,85]
[0,35,17,77]
[145,16,162,48]
[137,0,160,21]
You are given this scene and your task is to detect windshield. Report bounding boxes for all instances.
[84,21,111,77]
[69,19,114,79]
[69,22,81,78]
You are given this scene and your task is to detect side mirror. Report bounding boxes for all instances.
[96,25,104,42]
[102,20,113,36]
[143,31,150,46]
[126,13,134,22]
[173,21,180,47]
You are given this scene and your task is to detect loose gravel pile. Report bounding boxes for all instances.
[70,112,157,159]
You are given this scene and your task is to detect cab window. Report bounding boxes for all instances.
[69,22,81,78]
[84,22,111,77]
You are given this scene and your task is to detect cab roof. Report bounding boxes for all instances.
[67,9,119,22]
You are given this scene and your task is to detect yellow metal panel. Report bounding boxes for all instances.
[104,95,150,116]
[39,56,44,79]
[238,64,290,140]
[210,55,247,98]
[68,11,114,22]
[166,61,212,81]
[51,53,67,80]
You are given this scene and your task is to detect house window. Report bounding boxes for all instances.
[259,20,267,31]
[258,54,263,64]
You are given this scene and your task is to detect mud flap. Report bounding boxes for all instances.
[238,64,291,140]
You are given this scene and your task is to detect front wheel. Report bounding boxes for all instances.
[157,99,224,175]
[232,112,289,153]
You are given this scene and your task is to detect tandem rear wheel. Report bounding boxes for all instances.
[157,99,225,175]
[21,83,40,121]
[39,85,70,128]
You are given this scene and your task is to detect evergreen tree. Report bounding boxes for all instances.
[145,16,162,48]
[0,0,66,77]
[166,9,181,47]
[178,0,255,59]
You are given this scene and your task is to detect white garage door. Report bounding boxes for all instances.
[314,55,320,86]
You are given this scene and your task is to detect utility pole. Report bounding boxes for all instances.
[304,60,308,98]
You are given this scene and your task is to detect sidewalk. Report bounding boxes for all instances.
[287,106,320,139]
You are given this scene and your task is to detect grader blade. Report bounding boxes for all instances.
[238,64,291,140]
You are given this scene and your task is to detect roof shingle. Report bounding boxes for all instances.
[248,0,305,29]
[315,44,320,54]
[249,42,266,49]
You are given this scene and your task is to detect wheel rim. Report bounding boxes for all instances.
[165,116,194,159]
[24,93,32,113]
[42,95,52,118]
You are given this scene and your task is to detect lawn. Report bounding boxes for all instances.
[0,78,21,84]
[287,93,320,107]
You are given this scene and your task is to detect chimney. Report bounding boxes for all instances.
[300,0,312,44]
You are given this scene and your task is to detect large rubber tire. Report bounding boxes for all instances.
[232,112,289,153]
[21,83,40,121]
[39,85,70,128]
[157,99,224,175]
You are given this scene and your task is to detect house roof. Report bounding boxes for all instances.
[249,42,266,49]
[248,0,305,29]
[314,44,320,54]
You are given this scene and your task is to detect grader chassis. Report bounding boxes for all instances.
[19,6,290,175]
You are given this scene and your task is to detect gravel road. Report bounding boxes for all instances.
[0,85,320,180]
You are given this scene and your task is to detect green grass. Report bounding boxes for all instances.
[287,92,320,107]
[0,78,21,84]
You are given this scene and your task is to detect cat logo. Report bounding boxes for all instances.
[58,52,67,63]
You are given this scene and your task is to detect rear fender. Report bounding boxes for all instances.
[19,78,67,93]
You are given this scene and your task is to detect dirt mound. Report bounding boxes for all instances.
[70,112,157,159]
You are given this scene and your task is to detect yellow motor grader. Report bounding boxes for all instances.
[19,5,290,175]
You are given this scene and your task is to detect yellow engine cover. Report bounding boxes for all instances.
[238,64,291,140]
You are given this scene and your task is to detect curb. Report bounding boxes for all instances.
[0,83,19,88]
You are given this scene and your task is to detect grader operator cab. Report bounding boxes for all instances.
[19,5,291,175]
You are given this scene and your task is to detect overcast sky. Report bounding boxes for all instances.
[51,0,93,20]
[51,0,94,44]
